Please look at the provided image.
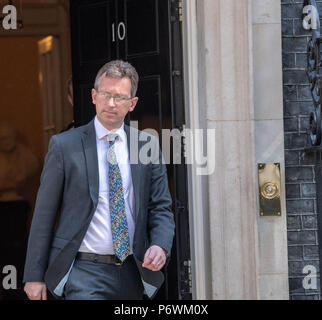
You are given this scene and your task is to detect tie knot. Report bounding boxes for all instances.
[107,133,118,145]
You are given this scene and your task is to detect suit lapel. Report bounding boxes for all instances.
[81,119,99,206]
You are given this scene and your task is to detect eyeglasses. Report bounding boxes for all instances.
[96,91,132,105]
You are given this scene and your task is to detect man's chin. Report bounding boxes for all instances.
[97,117,121,131]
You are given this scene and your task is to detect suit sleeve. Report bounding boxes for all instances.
[147,136,175,254]
[23,135,65,282]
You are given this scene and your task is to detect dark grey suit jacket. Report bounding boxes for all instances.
[23,119,175,299]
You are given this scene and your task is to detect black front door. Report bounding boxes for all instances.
[70,0,191,299]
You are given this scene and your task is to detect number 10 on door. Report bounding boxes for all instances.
[112,22,126,42]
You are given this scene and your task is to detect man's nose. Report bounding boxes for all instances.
[106,96,116,106]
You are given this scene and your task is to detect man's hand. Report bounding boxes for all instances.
[24,282,47,300]
[142,245,167,271]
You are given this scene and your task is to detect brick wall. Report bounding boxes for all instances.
[282,0,320,299]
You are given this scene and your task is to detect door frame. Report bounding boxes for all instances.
[38,36,64,149]
[182,0,211,300]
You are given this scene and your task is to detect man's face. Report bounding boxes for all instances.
[91,74,138,131]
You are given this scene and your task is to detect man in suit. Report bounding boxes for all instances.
[23,60,175,300]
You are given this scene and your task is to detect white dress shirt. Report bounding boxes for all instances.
[79,116,135,255]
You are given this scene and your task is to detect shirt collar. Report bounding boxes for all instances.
[94,116,126,142]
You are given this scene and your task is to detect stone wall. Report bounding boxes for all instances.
[189,0,289,299]
[281,0,321,300]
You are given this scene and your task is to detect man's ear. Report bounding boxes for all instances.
[129,97,138,112]
[91,88,97,104]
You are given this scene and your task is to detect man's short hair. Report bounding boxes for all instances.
[94,60,139,98]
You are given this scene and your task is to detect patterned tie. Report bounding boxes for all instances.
[107,133,131,262]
